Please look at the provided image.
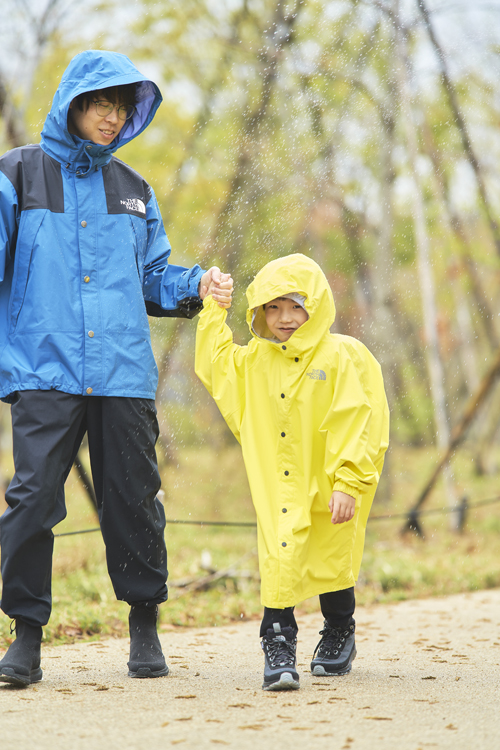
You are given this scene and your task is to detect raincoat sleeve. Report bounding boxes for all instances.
[142,190,204,317]
[321,339,389,502]
[0,172,18,284]
[195,295,248,443]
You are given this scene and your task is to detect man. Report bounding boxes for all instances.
[0,50,232,687]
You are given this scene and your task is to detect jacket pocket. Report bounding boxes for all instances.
[8,210,45,331]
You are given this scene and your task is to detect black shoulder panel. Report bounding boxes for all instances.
[0,144,64,212]
[102,157,152,219]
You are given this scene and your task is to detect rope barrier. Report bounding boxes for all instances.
[53,495,500,538]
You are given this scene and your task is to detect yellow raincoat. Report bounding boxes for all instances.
[195,254,389,608]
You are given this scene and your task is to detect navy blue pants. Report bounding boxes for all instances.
[260,587,355,636]
[0,391,168,627]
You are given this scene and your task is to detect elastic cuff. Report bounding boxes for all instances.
[332,481,361,502]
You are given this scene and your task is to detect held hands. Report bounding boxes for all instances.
[199,266,233,308]
[329,490,356,525]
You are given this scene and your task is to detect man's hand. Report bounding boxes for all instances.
[329,490,356,525]
[199,266,233,308]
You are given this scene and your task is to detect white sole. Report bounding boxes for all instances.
[263,671,300,691]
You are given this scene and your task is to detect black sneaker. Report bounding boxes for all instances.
[310,622,356,676]
[261,623,300,691]
[0,620,43,687]
[128,604,169,678]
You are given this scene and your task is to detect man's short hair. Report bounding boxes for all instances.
[72,84,137,112]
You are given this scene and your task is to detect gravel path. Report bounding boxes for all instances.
[1,589,499,749]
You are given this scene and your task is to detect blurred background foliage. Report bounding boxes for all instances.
[1,0,500,585]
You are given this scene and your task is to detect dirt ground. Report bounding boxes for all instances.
[1,589,499,750]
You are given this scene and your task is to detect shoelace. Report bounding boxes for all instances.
[314,626,351,658]
[264,636,296,667]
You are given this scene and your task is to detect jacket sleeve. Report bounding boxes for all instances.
[142,190,204,317]
[0,172,18,285]
[195,295,248,444]
[320,339,389,501]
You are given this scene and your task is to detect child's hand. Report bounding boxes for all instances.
[199,266,233,308]
[329,490,356,525]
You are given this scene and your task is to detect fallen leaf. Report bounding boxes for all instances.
[238,725,265,731]
[365,716,393,721]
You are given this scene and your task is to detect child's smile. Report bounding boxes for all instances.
[264,297,308,342]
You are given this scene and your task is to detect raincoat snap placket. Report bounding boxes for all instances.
[196,254,390,609]
[75,169,102,395]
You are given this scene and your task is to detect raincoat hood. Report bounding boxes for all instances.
[246,253,336,354]
[41,50,162,174]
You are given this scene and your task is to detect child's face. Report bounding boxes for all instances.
[68,99,127,145]
[264,297,308,342]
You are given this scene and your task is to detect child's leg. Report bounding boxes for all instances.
[260,607,298,637]
[319,587,355,629]
[260,607,300,692]
[311,587,356,677]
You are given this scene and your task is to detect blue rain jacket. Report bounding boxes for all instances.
[0,50,204,403]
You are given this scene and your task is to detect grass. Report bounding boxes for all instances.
[1,442,499,648]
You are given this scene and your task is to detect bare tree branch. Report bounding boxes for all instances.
[417,0,500,256]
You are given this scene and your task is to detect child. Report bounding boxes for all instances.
[195,253,389,691]
[0,50,232,687]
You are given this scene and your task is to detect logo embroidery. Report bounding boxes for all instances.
[120,198,146,215]
[307,369,326,381]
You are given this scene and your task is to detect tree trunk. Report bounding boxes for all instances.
[394,0,458,526]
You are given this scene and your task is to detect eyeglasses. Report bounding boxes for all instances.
[92,100,137,121]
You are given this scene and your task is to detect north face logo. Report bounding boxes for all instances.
[120,198,146,215]
[307,369,326,381]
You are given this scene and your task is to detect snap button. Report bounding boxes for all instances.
[86,145,92,150]
[88,330,94,338]
[284,470,289,476]
[281,432,285,437]
[81,220,87,228]
[282,345,286,350]
[86,387,93,394]
[282,508,287,513]
[295,357,299,362]
[84,276,90,283]
[281,393,285,399]
[282,542,287,547]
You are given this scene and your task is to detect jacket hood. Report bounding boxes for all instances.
[246,254,336,355]
[40,50,162,174]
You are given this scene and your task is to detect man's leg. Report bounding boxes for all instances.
[86,397,168,677]
[0,391,87,625]
[0,390,87,686]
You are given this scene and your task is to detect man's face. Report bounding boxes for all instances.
[264,297,309,342]
[68,99,126,145]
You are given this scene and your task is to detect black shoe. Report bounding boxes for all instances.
[0,620,43,687]
[261,623,300,691]
[127,604,169,678]
[310,621,356,676]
